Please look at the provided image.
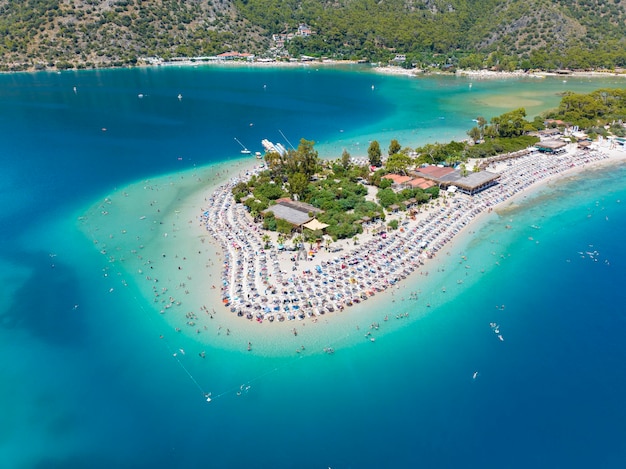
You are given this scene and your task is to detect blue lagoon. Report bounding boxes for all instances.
[1,66,626,468]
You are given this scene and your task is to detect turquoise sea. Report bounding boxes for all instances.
[1,65,626,468]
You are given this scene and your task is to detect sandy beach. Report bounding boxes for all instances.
[372,65,626,80]
[79,139,626,356]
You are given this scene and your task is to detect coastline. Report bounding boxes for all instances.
[79,138,626,356]
[373,65,626,80]
[146,58,362,69]
[144,60,626,82]
[8,53,626,82]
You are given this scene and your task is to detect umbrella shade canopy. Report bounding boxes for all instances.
[303,219,329,231]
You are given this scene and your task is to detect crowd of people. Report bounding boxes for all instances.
[200,146,609,323]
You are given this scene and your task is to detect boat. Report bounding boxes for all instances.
[261,139,287,156]
[473,371,479,379]
[234,137,251,154]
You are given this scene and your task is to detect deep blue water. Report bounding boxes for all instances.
[1,66,626,468]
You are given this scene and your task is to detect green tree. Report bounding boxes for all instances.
[263,213,277,232]
[377,187,397,208]
[378,178,392,189]
[288,172,308,199]
[368,140,382,167]
[231,181,250,202]
[264,151,283,177]
[385,152,413,175]
[294,138,319,179]
[476,116,487,139]
[255,182,284,200]
[483,125,499,139]
[467,126,481,143]
[490,108,529,138]
[388,139,401,155]
[341,149,352,170]
[276,218,293,234]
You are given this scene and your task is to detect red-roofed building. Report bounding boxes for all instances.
[383,174,412,185]
[419,180,436,190]
[416,165,455,178]
[405,177,436,190]
[410,165,501,195]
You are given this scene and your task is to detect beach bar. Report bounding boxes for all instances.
[535,140,567,153]
[410,166,501,195]
[263,198,324,229]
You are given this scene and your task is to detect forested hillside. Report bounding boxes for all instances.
[238,0,626,70]
[1,0,625,71]
[0,0,266,70]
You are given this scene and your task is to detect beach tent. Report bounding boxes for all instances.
[303,219,329,231]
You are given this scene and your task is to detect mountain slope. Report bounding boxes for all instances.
[1,0,625,71]
[0,0,266,70]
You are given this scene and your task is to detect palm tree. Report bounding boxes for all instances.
[476,116,487,140]
[262,234,270,249]
[292,234,302,250]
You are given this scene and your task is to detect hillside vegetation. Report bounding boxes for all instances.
[1,0,626,71]
[0,0,266,70]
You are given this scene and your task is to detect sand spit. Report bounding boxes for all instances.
[202,145,616,325]
[79,141,626,355]
[373,66,626,80]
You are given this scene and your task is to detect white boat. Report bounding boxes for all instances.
[261,138,277,153]
[234,137,251,154]
[261,139,287,156]
[472,371,479,379]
